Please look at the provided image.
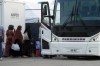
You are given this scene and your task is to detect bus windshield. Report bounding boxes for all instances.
[53,0,100,37]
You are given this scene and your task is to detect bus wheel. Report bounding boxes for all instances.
[43,55,49,58]
[49,55,53,58]
[43,55,53,59]
[67,56,77,59]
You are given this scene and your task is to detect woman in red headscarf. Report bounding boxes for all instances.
[13,25,23,56]
[4,25,14,57]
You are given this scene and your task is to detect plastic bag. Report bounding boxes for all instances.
[23,32,29,40]
[11,43,20,51]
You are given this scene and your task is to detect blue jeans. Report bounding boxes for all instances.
[0,36,2,58]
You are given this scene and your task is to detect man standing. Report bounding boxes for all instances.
[0,25,4,61]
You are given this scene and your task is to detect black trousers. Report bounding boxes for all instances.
[10,49,20,57]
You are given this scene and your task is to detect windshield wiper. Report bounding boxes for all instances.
[62,6,75,27]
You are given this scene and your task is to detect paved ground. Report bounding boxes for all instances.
[0,57,100,66]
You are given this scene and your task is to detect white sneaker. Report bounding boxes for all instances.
[0,58,3,61]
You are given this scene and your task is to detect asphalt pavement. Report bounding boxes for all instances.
[0,57,100,66]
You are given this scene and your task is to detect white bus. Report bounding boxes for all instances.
[40,0,100,58]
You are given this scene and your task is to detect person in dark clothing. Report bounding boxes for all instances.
[23,26,33,57]
[32,37,36,56]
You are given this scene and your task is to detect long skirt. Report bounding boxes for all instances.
[4,38,12,57]
[23,40,32,57]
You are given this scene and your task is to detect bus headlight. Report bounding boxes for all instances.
[90,36,100,42]
[52,36,59,42]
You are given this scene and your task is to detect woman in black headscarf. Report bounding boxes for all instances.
[23,25,33,57]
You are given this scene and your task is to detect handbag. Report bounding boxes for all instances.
[11,43,20,51]
[23,32,29,40]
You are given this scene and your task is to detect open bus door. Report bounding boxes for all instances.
[40,2,52,58]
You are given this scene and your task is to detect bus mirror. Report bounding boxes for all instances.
[43,5,47,15]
